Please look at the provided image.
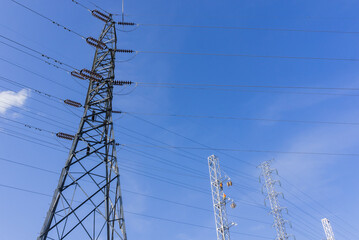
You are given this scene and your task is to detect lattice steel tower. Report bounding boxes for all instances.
[322,218,335,240]
[208,155,235,240]
[259,160,292,240]
[38,11,127,240]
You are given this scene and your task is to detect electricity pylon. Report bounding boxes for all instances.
[38,12,127,240]
[259,160,293,240]
[208,155,236,240]
[322,218,335,240]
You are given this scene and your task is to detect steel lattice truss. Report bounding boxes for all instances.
[322,218,335,240]
[38,17,127,240]
[259,160,292,240]
[208,155,231,240]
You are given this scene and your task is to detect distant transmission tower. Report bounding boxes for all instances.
[259,160,293,240]
[38,11,129,240]
[322,218,335,240]
[208,155,236,240]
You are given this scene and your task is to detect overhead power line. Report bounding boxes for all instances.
[0,56,83,95]
[0,155,266,224]
[137,23,359,35]
[0,76,63,102]
[9,0,86,39]
[73,2,359,36]
[0,39,72,72]
[0,34,78,70]
[116,125,258,180]
[0,129,67,153]
[0,115,56,135]
[137,84,359,97]
[136,82,359,91]
[126,113,256,167]
[120,111,359,126]
[119,143,359,157]
[278,175,359,238]
[0,182,271,239]
[138,50,359,62]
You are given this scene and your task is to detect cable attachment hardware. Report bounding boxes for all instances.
[115,49,134,53]
[91,10,111,22]
[64,99,82,108]
[56,132,75,140]
[113,80,133,85]
[80,69,103,82]
[71,70,85,80]
[118,22,136,26]
[86,37,107,50]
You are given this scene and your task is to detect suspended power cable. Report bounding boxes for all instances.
[137,50,359,62]
[120,145,205,177]
[287,211,332,239]
[283,199,353,239]
[123,188,269,224]
[0,99,76,132]
[0,115,56,135]
[137,84,359,97]
[71,0,91,11]
[119,165,265,208]
[9,0,86,39]
[0,79,83,117]
[0,57,83,95]
[137,82,359,91]
[125,113,256,167]
[0,155,269,225]
[0,22,77,65]
[0,129,67,153]
[0,75,63,102]
[117,127,258,181]
[120,165,210,194]
[0,121,57,143]
[0,182,271,239]
[278,175,359,238]
[120,150,260,193]
[0,85,75,117]
[72,0,112,15]
[121,111,359,126]
[119,143,359,157]
[0,39,73,72]
[0,34,78,70]
[121,159,207,179]
[134,22,359,35]
[0,128,60,148]
[125,211,271,239]
[0,157,59,174]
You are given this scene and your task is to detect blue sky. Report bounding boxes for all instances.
[0,0,358,239]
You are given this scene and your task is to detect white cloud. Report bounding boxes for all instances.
[0,89,29,114]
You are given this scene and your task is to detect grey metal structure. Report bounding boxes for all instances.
[322,218,335,240]
[259,160,292,240]
[38,14,127,240]
[208,155,234,240]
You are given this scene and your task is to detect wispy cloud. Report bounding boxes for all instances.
[0,89,29,114]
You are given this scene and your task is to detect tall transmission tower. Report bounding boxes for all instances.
[322,218,336,240]
[208,155,236,240]
[38,12,128,240]
[259,160,293,240]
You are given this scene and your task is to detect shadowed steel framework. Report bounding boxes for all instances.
[38,14,127,240]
